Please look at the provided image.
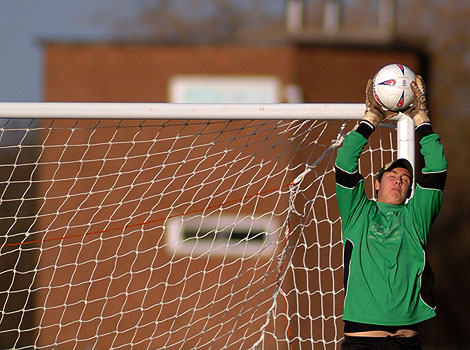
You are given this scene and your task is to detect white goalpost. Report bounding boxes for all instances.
[0,103,414,350]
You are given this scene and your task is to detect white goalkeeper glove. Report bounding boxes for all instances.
[363,78,398,128]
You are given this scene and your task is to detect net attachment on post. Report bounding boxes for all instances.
[0,103,409,349]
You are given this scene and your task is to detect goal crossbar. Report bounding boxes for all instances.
[0,102,365,120]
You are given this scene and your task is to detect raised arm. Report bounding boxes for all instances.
[403,76,448,242]
[335,79,396,221]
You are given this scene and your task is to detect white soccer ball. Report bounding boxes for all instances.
[372,64,416,111]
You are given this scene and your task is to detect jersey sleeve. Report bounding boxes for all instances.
[335,122,372,232]
[407,123,447,244]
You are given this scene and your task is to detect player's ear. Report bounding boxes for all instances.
[374,178,381,192]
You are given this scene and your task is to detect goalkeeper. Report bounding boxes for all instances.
[335,76,447,349]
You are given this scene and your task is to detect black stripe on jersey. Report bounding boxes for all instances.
[343,239,354,295]
[417,169,447,192]
[335,166,364,189]
[420,251,436,310]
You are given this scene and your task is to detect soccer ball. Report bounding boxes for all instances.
[372,64,416,111]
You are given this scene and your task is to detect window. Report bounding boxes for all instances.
[168,75,281,103]
[165,214,279,257]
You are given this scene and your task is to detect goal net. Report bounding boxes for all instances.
[0,103,410,350]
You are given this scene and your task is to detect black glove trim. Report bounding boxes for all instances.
[356,120,375,139]
[415,123,434,140]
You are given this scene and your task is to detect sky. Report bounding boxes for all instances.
[0,1,134,102]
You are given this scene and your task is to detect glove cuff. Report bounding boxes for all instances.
[413,112,430,127]
[363,111,381,128]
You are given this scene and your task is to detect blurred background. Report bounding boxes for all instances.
[0,0,468,348]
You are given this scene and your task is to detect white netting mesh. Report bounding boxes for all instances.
[0,117,396,349]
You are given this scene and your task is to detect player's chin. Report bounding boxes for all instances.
[392,188,406,198]
[389,193,406,205]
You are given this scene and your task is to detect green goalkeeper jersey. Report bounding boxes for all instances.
[335,122,447,326]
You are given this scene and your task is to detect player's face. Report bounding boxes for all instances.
[375,167,411,205]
